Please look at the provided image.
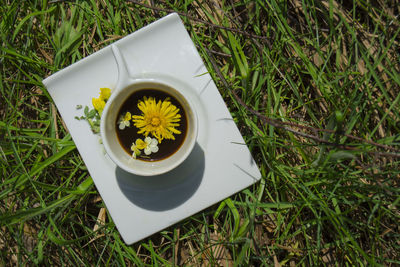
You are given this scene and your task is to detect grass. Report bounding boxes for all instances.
[1,0,400,265]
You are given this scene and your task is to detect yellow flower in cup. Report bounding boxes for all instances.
[118,112,131,130]
[140,137,159,155]
[130,137,159,159]
[132,97,181,143]
[130,140,141,159]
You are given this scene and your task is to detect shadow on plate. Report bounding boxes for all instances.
[116,142,205,211]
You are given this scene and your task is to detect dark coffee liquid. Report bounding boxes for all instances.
[116,89,187,161]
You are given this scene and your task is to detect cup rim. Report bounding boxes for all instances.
[100,76,198,176]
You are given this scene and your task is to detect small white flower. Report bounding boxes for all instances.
[143,137,159,155]
[118,112,131,130]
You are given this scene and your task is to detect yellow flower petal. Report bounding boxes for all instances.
[130,144,141,158]
[135,138,147,150]
[92,97,105,112]
[124,112,131,121]
[100,88,111,101]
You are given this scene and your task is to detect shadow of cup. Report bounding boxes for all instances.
[116,142,205,211]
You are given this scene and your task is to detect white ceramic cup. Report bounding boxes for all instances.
[100,45,198,176]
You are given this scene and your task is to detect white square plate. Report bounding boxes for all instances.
[43,13,261,244]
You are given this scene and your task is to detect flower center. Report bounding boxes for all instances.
[151,117,161,127]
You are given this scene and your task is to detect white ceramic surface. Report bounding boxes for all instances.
[42,13,261,244]
[100,46,198,176]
